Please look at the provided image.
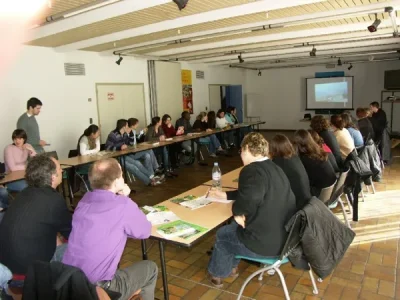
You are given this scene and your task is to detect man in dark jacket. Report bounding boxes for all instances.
[286,197,355,279]
[370,102,387,143]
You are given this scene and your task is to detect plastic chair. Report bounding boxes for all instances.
[198,139,211,162]
[328,168,352,228]
[318,181,336,203]
[235,215,318,300]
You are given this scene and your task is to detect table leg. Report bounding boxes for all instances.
[159,241,169,300]
[66,169,75,209]
[122,156,128,181]
[141,240,148,260]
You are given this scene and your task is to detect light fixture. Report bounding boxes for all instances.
[337,58,342,66]
[116,55,123,65]
[238,54,244,63]
[173,0,189,10]
[385,6,399,37]
[348,64,353,70]
[367,13,381,33]
[309,45,317,57]
[258,70,262,76]
[63,0,119,18]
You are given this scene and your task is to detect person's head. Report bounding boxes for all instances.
[25,154,62,189]
[128,118,139,129]
[151,116,161,127]
[12,129,27,147]
[196,112,207,122]
[341,113,356,129]
[27,97,42,115]
[310,115,330,133]
[330,115,344,130]
[240,132,269,166]
[207,111,216,119]
[269,134,295,159]
[181,111,190,121]
[89,158,124,193]
[217,109,225,118]
[370,101,380,113]
[83,125,100,140]
[227,106,236,115]
[356,107,369,119]
[293,129,327,161]
[308,129,324,147]
[162,114,172,126]
[115,119,128,134]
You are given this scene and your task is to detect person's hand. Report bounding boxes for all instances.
[167,123,172,128]
[234,215,246,228]
[143,127,148,134]
[117,184,131,196]
[39,140,47,146]
[121,145,128,150]
[206,129,213,133]
[159,135,166,141]
[23,144,36,155]
[208,189,227,199]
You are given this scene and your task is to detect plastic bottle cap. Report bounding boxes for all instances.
[214,162,218,166]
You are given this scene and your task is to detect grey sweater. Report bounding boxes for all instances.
[16,113,44,153]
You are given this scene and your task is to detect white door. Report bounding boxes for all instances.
[96,83,146,143]
[209,85,222,112]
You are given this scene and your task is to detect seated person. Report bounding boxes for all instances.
[0,154,71,276]
[309,130,340,173]
[269,134,311,210]
[62,158,157,300]
[175,111,194,153]
[193,112,225,158]
[0,187,9,223]
[331,115,355,160]
[4,129,36,192]
[105,119,162,186]
[225,106,239,125]
[341,113,363,148]
[310,115,343,168]
[216,109,235,148]
[356,107,375,141]
[293,130,337,197]
[145,117,176,177]
[127,118,162,175]
[161,114,181,169]
[207,133,297,287]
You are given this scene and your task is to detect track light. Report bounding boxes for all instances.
[337,58,342,66]
[116,55,123,65]
[309,45,317,57]
[367,13,381,33]
[258,70,262,76]
[348,64,353,70]
[238,54,244,63]
[173,0,188,10]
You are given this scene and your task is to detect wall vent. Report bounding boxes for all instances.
[196,70,205,79]
[64,63,86,76]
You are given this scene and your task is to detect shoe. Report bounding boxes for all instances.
[168,169,178,177]
[229,267,239,279]
[209,153,217,158]
[155,168,164,175]
[229,143,235,148]
[149,180,162,186]
[217,149,226,155]
[206,272,224,288]
[154,174,165,182]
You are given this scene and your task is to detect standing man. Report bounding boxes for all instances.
[16,97,47,153]
[369,101,387,143]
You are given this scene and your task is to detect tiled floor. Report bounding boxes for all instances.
[116,134,400,300]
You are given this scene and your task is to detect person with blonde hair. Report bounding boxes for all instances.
[206,133,296,287]
[192,112,225,157]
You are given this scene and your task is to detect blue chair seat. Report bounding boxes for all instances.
[235,255,289,266]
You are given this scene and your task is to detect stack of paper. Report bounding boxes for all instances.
[141,205,180,226]
[157,220,207,239]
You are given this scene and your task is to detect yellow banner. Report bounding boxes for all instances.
[181,70,192,85]
[181,69,193,114]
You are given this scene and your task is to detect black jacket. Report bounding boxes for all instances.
[286,197,355,279]
[370,109,387,141]
[358,140,382,182]
[358,118,375,141]
[22,261,120,300]
[319,130,343,168]
[227,159,297,256]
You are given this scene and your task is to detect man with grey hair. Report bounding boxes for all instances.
[0,154,71,276]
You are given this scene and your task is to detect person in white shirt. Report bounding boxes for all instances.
[78,125,101,156]
[216,109,235,148]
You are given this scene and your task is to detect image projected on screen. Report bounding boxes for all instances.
[315,82,348,103]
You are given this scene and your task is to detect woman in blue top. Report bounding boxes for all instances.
[341,113,364,148]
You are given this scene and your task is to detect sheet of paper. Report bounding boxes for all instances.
[147,211,180,226]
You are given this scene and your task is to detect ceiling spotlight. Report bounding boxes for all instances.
[258,70,262,76]
[173,0,189,10]
[337,58,342,66]
[309,45,317,57]
[348,64,353,70]
[238,54,244,63]
[367,13,381,33]
[116,55,123,65]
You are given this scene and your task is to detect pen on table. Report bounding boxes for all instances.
[205,188,211,198]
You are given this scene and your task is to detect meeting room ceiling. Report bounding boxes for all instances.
[28,0,400,69]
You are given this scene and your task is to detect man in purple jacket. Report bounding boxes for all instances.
[63,158,157,300]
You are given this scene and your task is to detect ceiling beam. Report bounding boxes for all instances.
[55,0,328,51]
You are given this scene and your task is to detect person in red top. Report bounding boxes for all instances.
[161,114,182,169]
[309,129,340,173]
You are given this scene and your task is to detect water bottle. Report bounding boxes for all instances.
[212,162,222,190]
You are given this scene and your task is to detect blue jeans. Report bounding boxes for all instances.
[0,187,9,210]
[208,222,272,278]
[132,151,155,173]
[200,134,221,154]
[153,147,170,169]
[124,156,153,185]
[6,180,27,192]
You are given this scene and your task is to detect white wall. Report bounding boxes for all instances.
[0,46,150,159]
[245,61,400,131]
